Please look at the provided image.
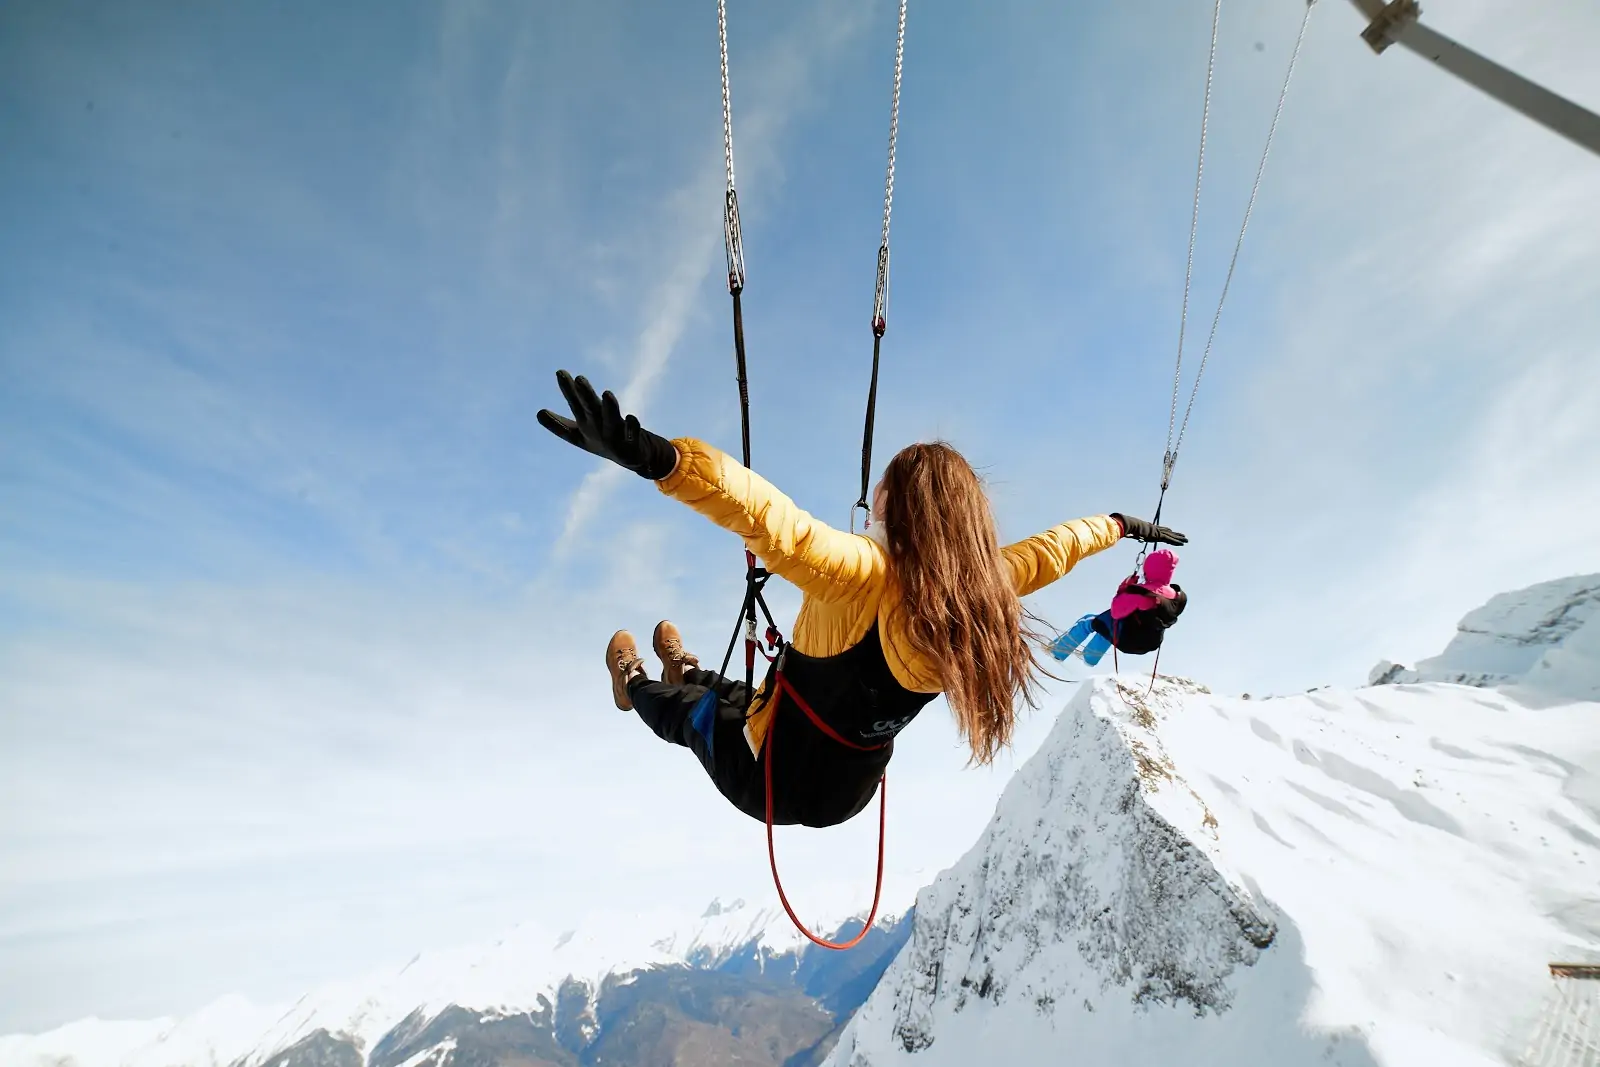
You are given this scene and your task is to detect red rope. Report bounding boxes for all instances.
[762,671,886,951]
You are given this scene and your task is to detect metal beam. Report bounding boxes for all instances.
[1347,0,1600,159]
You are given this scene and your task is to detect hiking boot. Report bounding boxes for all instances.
[606,630,647,711]
[652,620,700,686]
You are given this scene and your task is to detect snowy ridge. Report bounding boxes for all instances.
[826,678,1315,1066]
[122,999,280,1067]
[8,577,1599,1067]
[1370,573,1600,700]
[0,998,282,1067]
[829,578,1600,1066]
[0,1021,174,1067]
[239,898,820,1064]
[0,898,870,1067]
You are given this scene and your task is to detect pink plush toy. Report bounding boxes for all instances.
[1050,547,1188,664]
[1110,548,1179,620]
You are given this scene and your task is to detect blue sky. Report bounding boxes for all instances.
[3,0,1598,1035]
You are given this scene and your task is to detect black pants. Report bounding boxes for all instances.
[628,668,768,823]
[627,639,911,828]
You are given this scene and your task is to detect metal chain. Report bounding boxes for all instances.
[718,0,735,193]
[1167,0,1317,476]
[871,0,907,334]
[857,0,908,519]
[719,0,745,292]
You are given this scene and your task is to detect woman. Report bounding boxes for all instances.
[538,371,1185,828]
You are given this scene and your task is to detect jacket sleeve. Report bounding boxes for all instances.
[1002,515,1124,597]
[655,437,883,603]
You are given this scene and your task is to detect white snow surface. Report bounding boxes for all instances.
[0,1021,174,1067]
[0,898,848,1067]
[1370,573,1600,700]
[240,896,839,1063]
[9,577,1600,1067]
[826,578,1600,1066]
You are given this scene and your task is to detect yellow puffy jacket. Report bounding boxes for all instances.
[656,438,1125,752]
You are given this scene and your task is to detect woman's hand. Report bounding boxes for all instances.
[537,370,679,480]
[1110,513,1187,546]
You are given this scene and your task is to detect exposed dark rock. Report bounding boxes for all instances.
[256,1031,364,1067]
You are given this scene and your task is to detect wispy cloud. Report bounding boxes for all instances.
[552,212,717,557]
[550,0,874,554]
[1007,0,1600,697]
[4,0,1597,1035]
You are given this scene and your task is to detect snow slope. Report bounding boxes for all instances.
[1370,573,1600,700]
[0,899,883,1067]
[8,577,1597,1067]
[235,899,817,1064]
[828,579,1600,1066]
[0,1021,173,1067]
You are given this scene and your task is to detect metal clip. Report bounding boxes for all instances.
[724,188,747,292]
[871,243,890,337]
[851,499,872,534]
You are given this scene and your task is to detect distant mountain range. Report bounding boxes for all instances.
[7,574,1598,1067]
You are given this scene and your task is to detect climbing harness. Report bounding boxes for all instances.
[713,0,909,950]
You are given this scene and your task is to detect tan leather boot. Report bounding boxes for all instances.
[652,620,700,687]
[606,630,646,710]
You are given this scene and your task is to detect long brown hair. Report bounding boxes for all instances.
[878,442,1043,764]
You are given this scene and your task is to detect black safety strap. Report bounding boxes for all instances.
[854,300,886,522]
[721,134,770,705]
[717,551,781,712]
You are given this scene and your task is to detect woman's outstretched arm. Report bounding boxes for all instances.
[1001,516,1126,597]
[657,438,883,604]
[537,370,881,603]
[1001,512,1187,597]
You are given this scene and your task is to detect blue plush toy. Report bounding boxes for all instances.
[1047,548,1187,666]
[1048,613,1112,666]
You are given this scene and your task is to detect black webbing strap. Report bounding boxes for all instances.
[855,325,885,521]
[855,241,890,524]
[717,551,781,709]
[722,178,768,704]
[731,285,751,468]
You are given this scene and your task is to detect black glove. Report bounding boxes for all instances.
[536,370,679,480]
[1111,513,1188,546]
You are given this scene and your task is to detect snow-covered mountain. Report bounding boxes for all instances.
[1370,574,1600,700]
[7,574,1598,1067]
[230,899,825,1063]
[0,901,912,1067]
[827,574,1600,1066]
